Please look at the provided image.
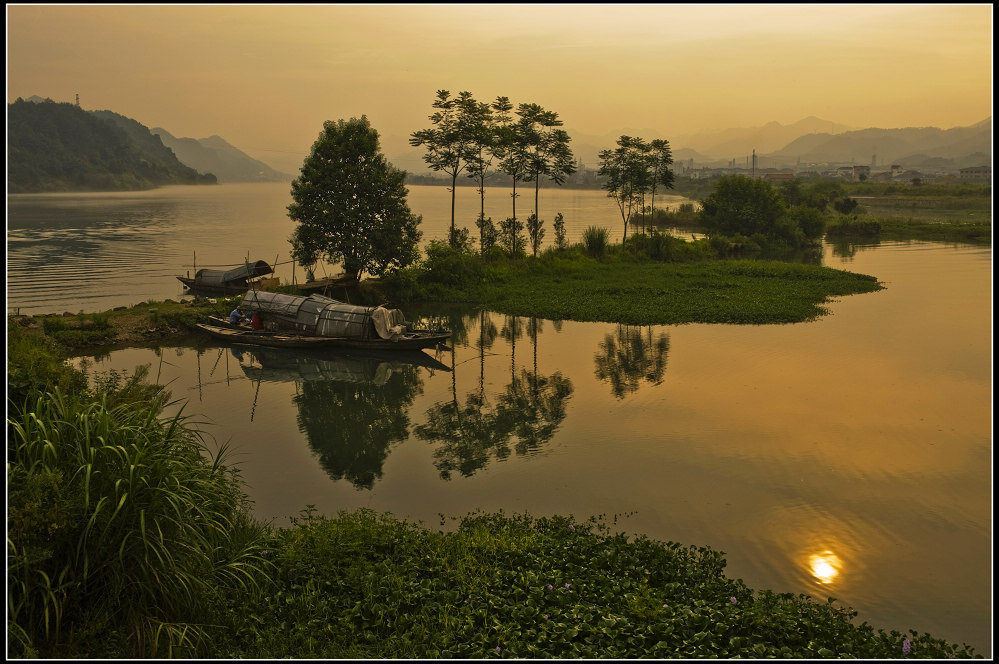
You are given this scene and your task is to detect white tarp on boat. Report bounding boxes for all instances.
[239,290,408,341]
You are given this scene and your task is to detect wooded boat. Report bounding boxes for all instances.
[195,322,450,350]
[177,260,274,294]
[197,291,450,351]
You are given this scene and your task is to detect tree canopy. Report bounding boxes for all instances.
[289,116,422,281]
[699,175,825,248]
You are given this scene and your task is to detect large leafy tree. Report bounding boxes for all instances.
[698,174,789,238]
[288,116,422,281]
[410,90,484,247]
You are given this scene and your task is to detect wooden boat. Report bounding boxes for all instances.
[196,321,450,351]
[177,260,274,295]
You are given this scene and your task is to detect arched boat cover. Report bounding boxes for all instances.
[193,260,273,288]
[240,291,408,341]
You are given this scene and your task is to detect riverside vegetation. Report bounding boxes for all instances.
[7,175,988,658]
[6,319,982,658]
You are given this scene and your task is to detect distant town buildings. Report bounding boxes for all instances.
[958,165,992,180]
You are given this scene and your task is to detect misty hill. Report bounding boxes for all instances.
[366,116,991,180]
[771,120,992,169]
[151,128,291,183]
[7,98,217,193]
[672,116,858,157]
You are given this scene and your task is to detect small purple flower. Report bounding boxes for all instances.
[565,583,571,590]
[260,550,268,557]
[569,524,575,532]
[494,646,502,654]
[729,597,738,604]
[543,614,549,620]
[902,638,912,655]
[662,603,668,609]
[546,584,553,591]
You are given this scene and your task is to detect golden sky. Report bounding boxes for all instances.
[6,4,993,173]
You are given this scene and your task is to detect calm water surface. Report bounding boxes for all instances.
[7,182,692,315]
[6,183,993,655]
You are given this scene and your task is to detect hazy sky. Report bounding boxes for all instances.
[7,4,993,173]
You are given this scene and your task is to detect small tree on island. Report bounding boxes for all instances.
[288,116,422,281]
[598,136,648,243]
[410,90,483,248]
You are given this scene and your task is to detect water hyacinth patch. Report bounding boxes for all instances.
[211,510,981,659]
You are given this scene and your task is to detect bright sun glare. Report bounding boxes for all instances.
[808,551,842,584]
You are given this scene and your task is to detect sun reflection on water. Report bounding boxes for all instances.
[808,550,842,584]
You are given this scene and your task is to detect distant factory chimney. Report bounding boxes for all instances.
[75,94,80,107]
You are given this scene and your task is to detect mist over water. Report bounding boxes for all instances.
[7,183,992,656]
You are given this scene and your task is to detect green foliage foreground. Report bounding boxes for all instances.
[217,509,978,659]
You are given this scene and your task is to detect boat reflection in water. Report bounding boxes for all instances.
[206,343,450,489]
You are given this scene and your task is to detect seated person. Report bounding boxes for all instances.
[229,308,245,325]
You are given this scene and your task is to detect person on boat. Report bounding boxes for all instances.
[250,311,263,330]
[229,307,245,325]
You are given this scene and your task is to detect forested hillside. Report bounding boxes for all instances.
[7,98,217,193]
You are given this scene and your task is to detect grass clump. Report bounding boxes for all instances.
[7,325,269,658]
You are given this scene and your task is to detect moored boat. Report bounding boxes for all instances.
[196,290,450,351]
[177,260,274,294]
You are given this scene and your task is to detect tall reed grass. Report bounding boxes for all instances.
[7,387,269,658]
[582,226,609,258]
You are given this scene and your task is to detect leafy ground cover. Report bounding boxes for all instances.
[208,508,979,659]
[379,245,884,326]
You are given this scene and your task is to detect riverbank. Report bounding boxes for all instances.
[7,250,885,354]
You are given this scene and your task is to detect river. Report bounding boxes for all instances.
[5,182,993,655]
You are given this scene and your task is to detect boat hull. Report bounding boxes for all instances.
[195,323,450,351]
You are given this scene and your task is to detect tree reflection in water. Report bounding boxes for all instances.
[252,351,430,490]
[594,324,671,399]
[416,313,574,480]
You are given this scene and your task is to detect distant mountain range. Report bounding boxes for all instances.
[8,97,217,193]
[151,128,290,183]
[9,96,290,192]
[389,115,991,175]
[10,95,990,194]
